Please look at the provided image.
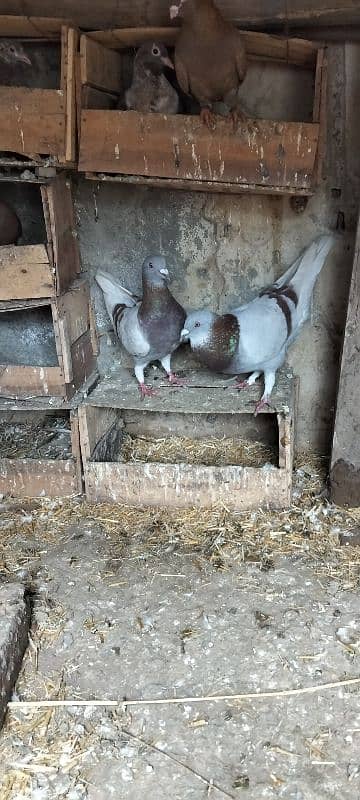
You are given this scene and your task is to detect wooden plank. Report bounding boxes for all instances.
[80,35,123,94]
[70,410,83,493]
[330,216,360,506]
[0,88,65,158]
[0,16,71,38]
[1,2,359,30]
[85,171,314,196]
[0,245,54,300]
[70,331,96,391]
[88,28,319,68]
[84,461,290,509]
[78,404,118,462]
[79,111,319,190]
[0,365,64,398]
[0,297,51,312]
[55,281,91,344]
[0,458,79,497]
[83,369,294,416]
[63,27,78,164]
[46,174,81,293]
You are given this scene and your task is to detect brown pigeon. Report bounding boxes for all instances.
[0,201,22,245]
[125,41,179,114]
[170,0,247,128]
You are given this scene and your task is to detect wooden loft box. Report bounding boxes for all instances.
[0,401,82,498]
[78,369,296,510]
[0,174,80,301]
[0,278,98,401]
[0,16,77,168]
[78,27,326,196]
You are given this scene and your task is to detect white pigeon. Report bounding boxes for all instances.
[95,255,186,398]
[181,235,334,414]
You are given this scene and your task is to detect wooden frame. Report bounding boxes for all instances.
[0,174,80,300]
[78,28,327,196]
[0,404,82,498]
[0,279,98,400]
[330,215,360,507]
[0,18,78,167]
[78,370,296,510]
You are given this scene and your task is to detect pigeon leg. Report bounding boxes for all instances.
[134,363,158,399]
[235,371,261,390]
[160,355,188,387]
[254,370,276,416]
[200,107,217,130]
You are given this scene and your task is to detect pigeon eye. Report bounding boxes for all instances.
[149,262,153,268]
[194,322,200,328]
[152,46,160,56]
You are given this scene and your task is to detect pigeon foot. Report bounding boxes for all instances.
[167,372,188,387]
[200,107,217,130]
[139,383,157,399]
[234,379,249,390]
[254,397,271,416]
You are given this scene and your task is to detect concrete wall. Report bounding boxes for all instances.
[73,43,360,453]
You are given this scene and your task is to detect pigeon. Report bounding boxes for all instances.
[96,255,186,397]
[0,201,22,245]
[170,0,247,128]
[181,236,334,414]
[0,39,31,66]
[125,41,179,114]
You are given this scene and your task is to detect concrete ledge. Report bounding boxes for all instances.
[0,584,30,728]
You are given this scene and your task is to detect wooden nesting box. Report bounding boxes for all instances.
[0,174,80,300]
[0,278,98,400]
[0,16,77,168]
[0,397,83,498]
[78,369,296,510]
[78,28,326,196]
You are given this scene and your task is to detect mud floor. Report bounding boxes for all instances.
[1,462,360,799]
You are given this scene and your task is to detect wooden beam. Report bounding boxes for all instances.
[330,216,360,507]
[0,3,360,30]
[87,27,319,67]
[79,111,319,192]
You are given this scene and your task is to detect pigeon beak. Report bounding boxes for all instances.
[18,52,32,65]
[170,4,179,19]
[181,328,189,339]
[161,55,174,70]
[160,268,169,277]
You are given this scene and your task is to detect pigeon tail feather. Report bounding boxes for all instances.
[95,270,137,323]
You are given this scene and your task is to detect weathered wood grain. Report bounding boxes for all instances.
[1,3,359,30]
[88,27,319,67]
[79,111,319,190]
[80,35,123,94]
[84,461,291,509]
[0,88,65,158]
[0,458,79,497]
[0,245,53,301]
[330,217,360,506]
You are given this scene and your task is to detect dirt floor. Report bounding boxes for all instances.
[2,458,360,800]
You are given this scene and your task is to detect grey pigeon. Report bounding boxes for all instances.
[0,201,22,244]
[181,236,334,414]
[125,41,179,114]
[96,256,186,397]
[0,39,31,66]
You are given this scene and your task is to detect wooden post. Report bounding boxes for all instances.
[330,215,360,506]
